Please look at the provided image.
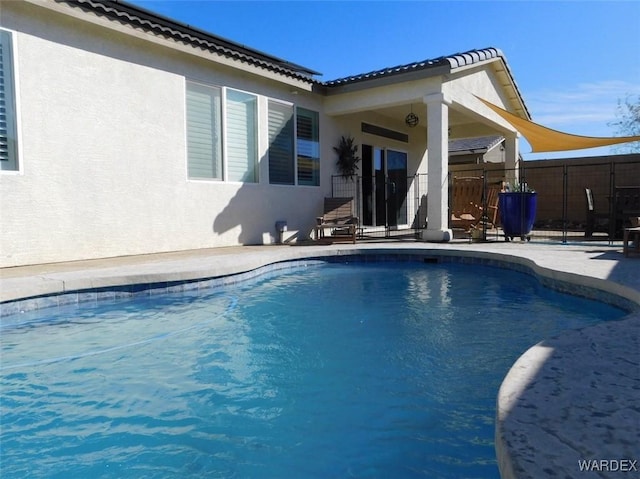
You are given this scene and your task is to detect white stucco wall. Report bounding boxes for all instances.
[332,113,428,174]
[0,2,331,267]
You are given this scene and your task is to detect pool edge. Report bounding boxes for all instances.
[3,245,638,315]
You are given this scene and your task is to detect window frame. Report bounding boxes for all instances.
[267,99,296,185]
[185,80,224,181]
[224,87,259,184]
[267,102,320,187]
[295,106,320,187]
[0,28,20,174]
[185,78,320,187]
[185,80,262,184]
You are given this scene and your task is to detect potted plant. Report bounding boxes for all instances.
[333,135,360,180]
[499,182,537,241]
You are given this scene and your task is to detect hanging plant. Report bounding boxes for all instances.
[333,135,360,180]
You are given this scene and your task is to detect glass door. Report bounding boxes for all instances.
[361,145,408,228]
[386,149,408,229]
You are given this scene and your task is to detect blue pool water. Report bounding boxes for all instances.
[0,261,627,478]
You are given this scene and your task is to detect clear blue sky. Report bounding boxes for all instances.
[129,0,640,160]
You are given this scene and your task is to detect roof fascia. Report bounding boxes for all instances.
[485,137,505,153]
[449,149,488,156]
[109,0,320,77]
[447,56,530,120]
[322,64,451,96]
[487,57,530,120]
[26,0,317,88]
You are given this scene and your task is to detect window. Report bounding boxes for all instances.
[296,107,319,186]
[225,89,258,183]
[0,29,18,171]
[186,81,222,179]
[186,83,258,183]
[268,100,294,185]
[187,80,317,186]
[268,105,320,186]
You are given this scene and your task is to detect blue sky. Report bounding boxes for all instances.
[129,0,640,160]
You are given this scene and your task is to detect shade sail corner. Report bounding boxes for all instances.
[475,96,640,153]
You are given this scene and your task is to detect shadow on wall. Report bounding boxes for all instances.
[212,181,323,245]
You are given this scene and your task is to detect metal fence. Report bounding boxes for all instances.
[331,157,640,243]
[331,174,428,239]
[510,159,637,243]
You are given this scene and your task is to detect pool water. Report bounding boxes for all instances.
[0,261,626,478]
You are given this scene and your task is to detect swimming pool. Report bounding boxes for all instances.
[0,260,626,478]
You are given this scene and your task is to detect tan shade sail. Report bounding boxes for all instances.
[477,96,640,153]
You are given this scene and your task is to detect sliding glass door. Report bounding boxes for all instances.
[362,145,408,228]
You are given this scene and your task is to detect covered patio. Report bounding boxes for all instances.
[320,48,524,242]
[319,48,640,246]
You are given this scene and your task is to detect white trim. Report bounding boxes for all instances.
[224,86,260,184]
[0,28,23,175]
[185,79,225,181]
[267,98,295,186]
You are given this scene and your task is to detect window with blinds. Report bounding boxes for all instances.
[268,100,294,185]
[225,89,257,183]
[0,29,18,171]
[186,80,318,186]
[296,107,319,186]
[186,82,222,179]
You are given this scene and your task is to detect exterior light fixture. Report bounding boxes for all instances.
[405,105,419,127]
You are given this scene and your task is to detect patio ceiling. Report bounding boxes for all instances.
[343,102,504,140]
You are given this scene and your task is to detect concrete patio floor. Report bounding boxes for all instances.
[1,240,639,479]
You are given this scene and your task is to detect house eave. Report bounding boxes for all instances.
[449,149,489,157]
[322,63,451,95]
[41,0,320,84]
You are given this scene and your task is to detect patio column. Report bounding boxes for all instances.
[504,134,519,186]
[422,92,453,242]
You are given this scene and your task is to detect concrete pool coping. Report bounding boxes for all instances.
[1,241,639,478]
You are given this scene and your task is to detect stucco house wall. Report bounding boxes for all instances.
[0,1,334,267]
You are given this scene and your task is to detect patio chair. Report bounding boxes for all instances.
[450,177,499,234]
[584,188,610,238]
[623,216,640,257]
[314,197,358,244]
[483,184,501,229]
[613,186,640,239]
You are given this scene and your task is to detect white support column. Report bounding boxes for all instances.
[422,92,453,242]
[504,134,520,187]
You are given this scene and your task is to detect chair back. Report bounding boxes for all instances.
[322,197,355,225]
[451,177,483,217]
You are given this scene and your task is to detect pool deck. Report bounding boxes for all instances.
[1,240,639,478]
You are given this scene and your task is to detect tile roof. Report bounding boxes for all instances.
[324,48,504,87]
[58,0,321,82]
